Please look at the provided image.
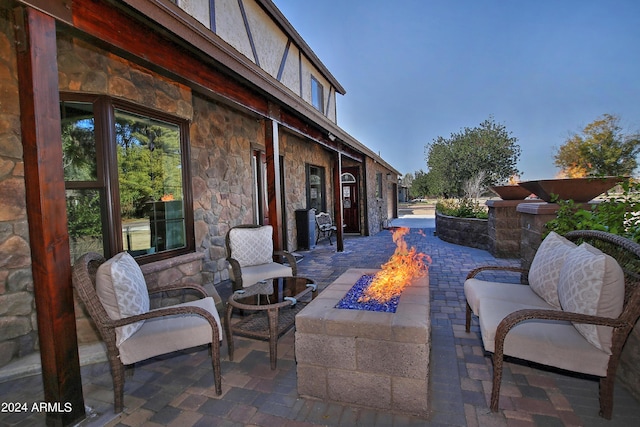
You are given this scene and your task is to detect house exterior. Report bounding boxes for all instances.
[0,0,398,423]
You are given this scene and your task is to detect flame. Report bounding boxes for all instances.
[358,227,431,303]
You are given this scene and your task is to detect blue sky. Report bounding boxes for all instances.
[273,0,640,180]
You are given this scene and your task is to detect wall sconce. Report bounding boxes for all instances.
[328,132,336,142]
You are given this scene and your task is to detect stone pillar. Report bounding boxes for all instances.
[516,202,559,272]
[487,200,538,258]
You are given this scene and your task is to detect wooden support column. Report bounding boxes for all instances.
[333,152,344,252]
[265,115,283,251]
[14,6,85,426]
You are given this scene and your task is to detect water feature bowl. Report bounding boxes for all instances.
[490,185,531,200]
[518,177,623,203]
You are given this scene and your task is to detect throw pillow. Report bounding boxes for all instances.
[557,243,625,353]
[528,231,577,308]
[229,225,274,267]
[96,252,150,346]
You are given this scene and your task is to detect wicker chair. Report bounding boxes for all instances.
[72,252,223,413]
[464,230,640,419]
[225,224,297,292]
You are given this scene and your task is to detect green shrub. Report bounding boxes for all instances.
[436,197,488,219]
[545,179,640,243]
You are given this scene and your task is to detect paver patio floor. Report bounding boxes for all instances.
[1,221,639,426]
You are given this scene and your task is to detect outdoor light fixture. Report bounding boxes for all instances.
[328,132,336,141]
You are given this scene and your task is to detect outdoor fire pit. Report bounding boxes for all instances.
[295,268,430,416]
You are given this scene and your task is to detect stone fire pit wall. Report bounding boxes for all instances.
[295,268,430,416]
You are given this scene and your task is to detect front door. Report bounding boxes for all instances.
[342,169,360,233]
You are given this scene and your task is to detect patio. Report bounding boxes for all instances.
[1,219,640,426]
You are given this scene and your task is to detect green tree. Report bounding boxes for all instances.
[409,170,429,198]
[424,117,521,197]
[554,114,640,177]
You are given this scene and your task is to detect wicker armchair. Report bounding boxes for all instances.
[72,252,223,413]
[225,224,297,292]
[464,230,640,419]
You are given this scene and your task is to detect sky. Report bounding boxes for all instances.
[273,0,640,181]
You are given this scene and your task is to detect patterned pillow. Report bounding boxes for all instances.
[528,231,577,308]
[229,225,274,267]
[557,243,625,353]
[96,252,150,346]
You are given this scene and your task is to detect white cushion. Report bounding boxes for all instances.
[229,262,293,288]
[557,243,625,353]
[527,232,577,309]
[477,298,610,376]
[96,252,150,346]
[229,226,274,267]
[118,297,222,365]
[464,278,552,316]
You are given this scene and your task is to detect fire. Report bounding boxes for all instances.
[359,227,431,304]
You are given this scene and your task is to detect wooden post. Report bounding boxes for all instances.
[333,152,344,252]
[14,6,85,426]
[265,117,283,251]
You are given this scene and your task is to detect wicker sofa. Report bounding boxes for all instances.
[464,230,640,419]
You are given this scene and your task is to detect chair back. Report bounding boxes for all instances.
[315,212,333,230]
[72,252,116,345]
[226,224,274,267]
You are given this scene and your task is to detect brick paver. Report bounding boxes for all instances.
[1,225,639,426]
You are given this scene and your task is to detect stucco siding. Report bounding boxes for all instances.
[215,0,255,63]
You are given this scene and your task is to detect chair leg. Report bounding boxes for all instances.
[599,375,614,419]
[465,302,472,332]
[210,343,222,395]
[225,304,234,361]
[490,339,506,412]
[109,356,125,413]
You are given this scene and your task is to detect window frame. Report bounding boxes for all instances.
[311,75,324,114]
[60,92,195,264]
[306,164,326,212]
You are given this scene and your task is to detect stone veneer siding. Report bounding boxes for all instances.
[435,212,489,251]
[0,8,36,368]
[486,200,538,258]
[280,132,334,251]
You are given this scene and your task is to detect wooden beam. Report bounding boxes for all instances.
[14,6,85,426]
[265,112,283,251]
[333,152,344,252]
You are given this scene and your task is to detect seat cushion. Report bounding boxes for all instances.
[229,226,274,267]
[527,232,577,309]
[96,252,150,345]
[464,278,550,316]
[230,262,293,288]
[118,297,222,365]
[558,243,625,353]
[477,298,610,376]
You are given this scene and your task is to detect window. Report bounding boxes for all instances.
[306,164,326,212]
[376,173,383,198]
[60,94,193,263]
[311,76,324,114]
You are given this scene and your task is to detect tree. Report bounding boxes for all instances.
[409,170,429,198]
[554,114,640,177]
[424,117,521,197]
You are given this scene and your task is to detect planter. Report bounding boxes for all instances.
[435,212,489,251]
[490,185,531,200]
[518,177,623,203]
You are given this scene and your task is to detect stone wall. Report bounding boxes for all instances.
[365,158,393,235]
[487,200,538,258]
[190,94,258,286]
[0,8,36,368]
[435,212,489,251]
[280,132,333,251]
